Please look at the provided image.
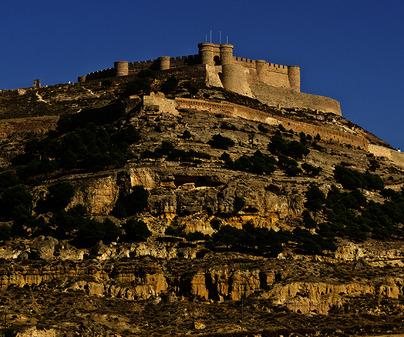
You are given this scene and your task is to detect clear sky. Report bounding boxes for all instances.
[1,0,403,149]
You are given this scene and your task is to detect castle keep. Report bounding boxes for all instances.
[78,42,342,115]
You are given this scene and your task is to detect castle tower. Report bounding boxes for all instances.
[159,56,170,70]
[114,61,129,77]
[198,43,216,66]
[220,44,234,65]
[288,66,301,92]
[255,60,267,81]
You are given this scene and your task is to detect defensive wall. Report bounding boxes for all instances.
[368,144,404,168]
[250,82,342,115]
[144,94,367,149]
[144,94,404,168]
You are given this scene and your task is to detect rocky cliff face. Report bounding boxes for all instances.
[0,79,402,336]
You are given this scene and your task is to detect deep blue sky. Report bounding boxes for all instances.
[1,0,403,149]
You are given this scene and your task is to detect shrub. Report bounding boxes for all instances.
[208,134,235,150]
[268,134,309,159]
[334,164,384,190]
[368,158,380,172]
[233,196,245,213]
[123,218,151,242]
[277,155,301,176]
[112,186,149,218]
[302,163,321,177]
[181,130,192,139]
[72,218,120,248]
[37,182,75,213]
[186,231,208,241]
[220,121,237,131]
[144,141,210,162]
[160,76,178,94]
[211,223,287,256]
[231,150,276,175]
[0,185,33,223]
[0,171,20,190]
[258,124,269,133]
[302,210,317,228]
[165,225,184,237]
[0,223,11,241]
[305,185,325,211]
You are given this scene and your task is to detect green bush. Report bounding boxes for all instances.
[233,196,245,213]
[123,218,151,242]
[211,223,287,257]
[0,171,20,190]
[230,150,276,175]
[302,163,321,177]
[165,225,184,237]
[258,124,269,133]
[143,141,210,162]
[277,155,301,176]
[0,185,33,223]
[37,182,75,213]
[72,218,120,248]
[160,76,178,94]
[208,134,235,150]
[305,185,325,211]
[268,133,309,159]
[302,210,317,229]
[186,231,208,241]
[112,186,149,218]
[334,164,384,190]
[0,223,11,241]
[181,130,192,139]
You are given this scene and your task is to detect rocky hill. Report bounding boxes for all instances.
[0,73,403,337]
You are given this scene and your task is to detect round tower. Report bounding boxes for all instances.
[198,43,215,66]
[222,63,251,96]
[220,44,234,65]
[114,61,129,77]
[288,66,300,92]
[255,60,266,80]
[159,56,170,70]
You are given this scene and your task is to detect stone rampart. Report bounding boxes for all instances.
[82,67,115,81]
[173,97,366,149]
[251,82,342,115]
[368,144,404,168]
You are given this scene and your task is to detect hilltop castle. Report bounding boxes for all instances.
[78,42,341,115]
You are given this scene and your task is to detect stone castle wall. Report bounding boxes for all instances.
[158,97,366,148]
[368,144,404,168]
[251,82,342,115]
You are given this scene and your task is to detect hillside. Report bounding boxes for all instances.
[0,73,403,337]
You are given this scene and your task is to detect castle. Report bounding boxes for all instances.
[78,42,342,115]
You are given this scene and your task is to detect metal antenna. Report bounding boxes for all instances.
[219,31,222,44]
[226,35,229,44]
[205,34,208,42]
[210,30,212,43]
